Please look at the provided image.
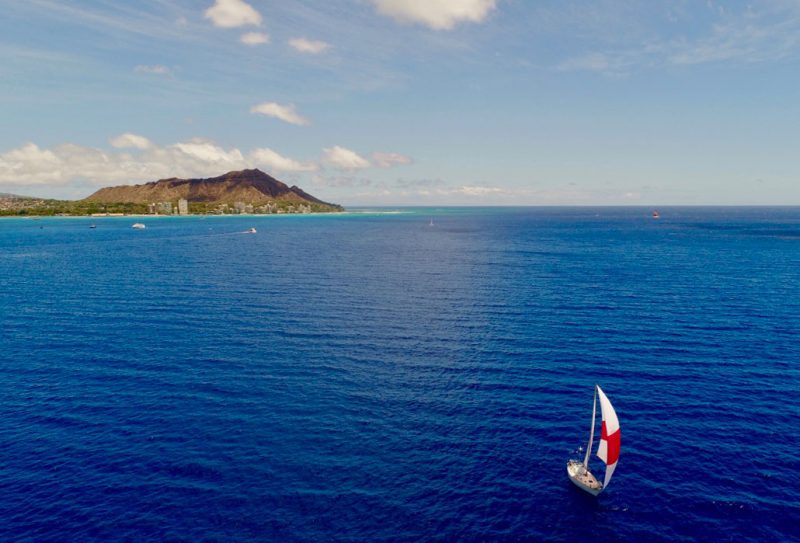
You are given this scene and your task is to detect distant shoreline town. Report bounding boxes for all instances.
[0,169,343,217]
[0,196,324,217]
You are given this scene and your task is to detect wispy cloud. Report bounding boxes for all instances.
[394,178,445,189]
[371,0,497,30]
[134,64,172,75]
[667,16,800,65]
[288,38,331,54]
[371,152,412,168]
[311,175,373,188]
[345,182,613,205]
[0,43,82,65]
[558,3,800,75]
[250,102,310,126]
[556,51,637,77]
[456,185,507,196]
[204,0,262,28]
[18,0,194,41]
[240,32,270,46]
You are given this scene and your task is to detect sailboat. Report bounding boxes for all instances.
[567,385,620,496]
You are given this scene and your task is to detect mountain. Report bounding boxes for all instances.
[85,169,340,209]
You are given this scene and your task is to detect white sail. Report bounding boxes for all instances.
[595,385,620,489]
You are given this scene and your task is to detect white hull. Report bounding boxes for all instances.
[567,460,603,496]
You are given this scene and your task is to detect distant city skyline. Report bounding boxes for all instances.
[1,0,799,205]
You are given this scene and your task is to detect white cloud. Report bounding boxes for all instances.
[288,37,331,54]
[0,138,326,193]
[241,32,270,45]
[371,152,412,168]
[0,143,63,184]
[172,139,245,164]
[250,148,317,172]
[204,0,262,28]
[371,0,497,30]
[250,102,310,126]
[0,139,238,188]
[322,146,371,170]
[110,133,152,150]
[134,64,171,75]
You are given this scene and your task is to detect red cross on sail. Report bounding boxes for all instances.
[595,385,620,489]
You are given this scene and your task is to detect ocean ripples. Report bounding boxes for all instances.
[0,209,798,541]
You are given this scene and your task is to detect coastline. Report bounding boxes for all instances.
[0,211,350,220]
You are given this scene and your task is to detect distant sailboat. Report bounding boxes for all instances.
[429,218,434,227]
[567,385,620,496]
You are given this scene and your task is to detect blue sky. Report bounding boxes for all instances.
[1,0,799,205]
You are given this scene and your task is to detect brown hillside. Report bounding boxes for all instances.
[85,169,339,208]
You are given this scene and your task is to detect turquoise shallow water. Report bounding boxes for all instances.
[0,207,798,541]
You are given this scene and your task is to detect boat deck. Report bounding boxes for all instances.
[567,460,603,493]
[573,469,601,490]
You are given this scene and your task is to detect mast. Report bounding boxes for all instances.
[583,385,597,468]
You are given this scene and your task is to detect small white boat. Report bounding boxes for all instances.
[567,385,620,496]
[131,223,146,229]
[247,227,257,234]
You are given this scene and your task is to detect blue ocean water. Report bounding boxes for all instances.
[0,207,798,542]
